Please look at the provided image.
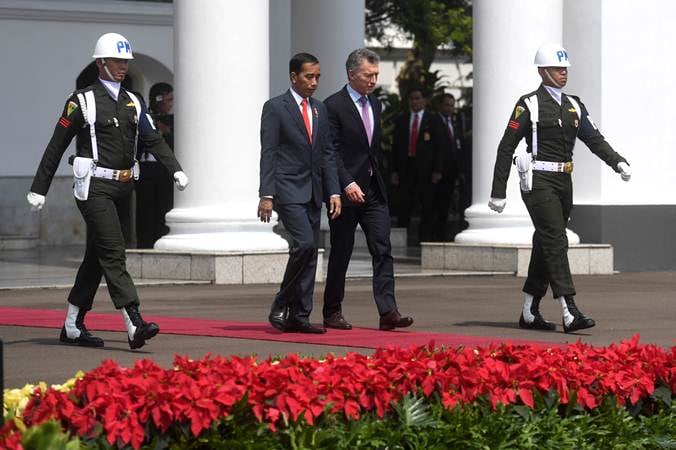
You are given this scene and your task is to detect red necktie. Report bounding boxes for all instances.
[409,112,419,156]
[301,98,312,144]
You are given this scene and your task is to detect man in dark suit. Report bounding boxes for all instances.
[258,53,341,334]
[434,93,461,241]
[322,48,414,331]
[391,88,445,242]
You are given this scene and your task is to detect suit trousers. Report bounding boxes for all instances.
[68,178,139,310]
[324,178,397,318]
[274,201,321,322]
[521,183,576,299]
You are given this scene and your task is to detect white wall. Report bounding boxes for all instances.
[565,0,676,205]
[0,0,173,177]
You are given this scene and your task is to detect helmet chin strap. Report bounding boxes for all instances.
[543,68,564,88]
[102,60,116,82]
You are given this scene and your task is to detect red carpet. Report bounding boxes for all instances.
[0,307,560,349]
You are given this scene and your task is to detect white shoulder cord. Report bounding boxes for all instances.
[565,95,582,120]
[77,91,99,164]
[523,94,539,160]
[124,90,142,158]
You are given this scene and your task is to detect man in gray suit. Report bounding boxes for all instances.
[258,53,341,334]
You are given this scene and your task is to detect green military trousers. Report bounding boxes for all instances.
[520,177,576,299]
[68,177,139,310]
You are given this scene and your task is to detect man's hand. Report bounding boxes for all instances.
[173,171,189,190]
[26,192,45,211]
[431,172,442,184]
[328,195,342,220]
[345,182,365,204]
[617,162,631,182]
[488,197,506,213]
[258,198,273,223]
[390,172,399,187]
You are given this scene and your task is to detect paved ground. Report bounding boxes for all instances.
[2,269,674,388]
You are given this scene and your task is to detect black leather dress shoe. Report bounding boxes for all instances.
[379,310,414,331]
[323,312,352,330]
[286,320,326,334]
[268,305,289,331]
[59,326,104,348]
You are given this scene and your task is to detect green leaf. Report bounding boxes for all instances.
[654,385,673,407]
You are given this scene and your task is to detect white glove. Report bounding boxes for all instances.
[617,162,631,182]
[26,192,46,211]
[173,171,189,190]
[488,197,506,213]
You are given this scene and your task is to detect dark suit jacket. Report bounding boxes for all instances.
[392,110,444,178]
[323,86,388,205]
[437,112,460,179]
[259,90,339,207]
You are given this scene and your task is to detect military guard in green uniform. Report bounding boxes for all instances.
[488,43,631,333]
[26,33,189,349]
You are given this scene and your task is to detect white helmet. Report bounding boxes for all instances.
[92,33,134,59]
[534,43,570,67]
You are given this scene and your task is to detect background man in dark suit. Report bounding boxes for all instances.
[391,88,444,242]
[136,82,175,248]
[258,53,341,334]
[322,48,413,331]
[434,93,461,241]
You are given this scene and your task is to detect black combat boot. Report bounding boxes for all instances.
[60,304,104,347]
[562,295,595,333]
[518,294,556,331]
[122,303,160,349]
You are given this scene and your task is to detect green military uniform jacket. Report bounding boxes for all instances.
[490,84,628,198]
[31,80,181,195]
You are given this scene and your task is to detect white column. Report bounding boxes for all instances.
[290,0,365,100]
[455,0,579,245]
[290,0,365,233]
[156,0,287,251]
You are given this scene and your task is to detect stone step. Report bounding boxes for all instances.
[0,235,39,251]
[319,226,407,249]
[421,242,613,276]
[127,249,322,285]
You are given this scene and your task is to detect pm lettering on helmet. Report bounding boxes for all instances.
[117,41,131,54]
[556,50,568,63]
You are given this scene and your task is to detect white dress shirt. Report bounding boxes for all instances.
[346,83,374,137]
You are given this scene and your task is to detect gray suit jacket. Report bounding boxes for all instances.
[259,89,339,208]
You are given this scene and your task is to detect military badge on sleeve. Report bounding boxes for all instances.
[514,105,525,119]
[66,101,79,117]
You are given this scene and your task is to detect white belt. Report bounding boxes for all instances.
[92,166,134,182]
[532,161,574,174]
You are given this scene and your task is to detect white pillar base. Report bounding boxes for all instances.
[155,206,288,252]
[455,204,580,245]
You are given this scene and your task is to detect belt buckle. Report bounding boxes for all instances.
[118,170,132,182]
[563,162,574,174]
